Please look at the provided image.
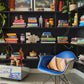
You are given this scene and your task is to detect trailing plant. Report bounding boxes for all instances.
[0,2,7,39]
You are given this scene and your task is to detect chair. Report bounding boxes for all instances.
[38,51,77,84]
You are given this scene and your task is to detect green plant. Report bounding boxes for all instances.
[0,2,7,39]
[62,0,72,25]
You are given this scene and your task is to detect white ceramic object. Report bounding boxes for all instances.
[69,4,77,11]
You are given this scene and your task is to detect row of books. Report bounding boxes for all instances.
[5,33,18,43]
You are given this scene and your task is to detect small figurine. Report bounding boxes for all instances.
[19,47,24,66]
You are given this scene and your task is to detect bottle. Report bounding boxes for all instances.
[39,16,43,27]
[20,33,25,43]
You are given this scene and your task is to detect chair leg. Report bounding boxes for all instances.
[60,75,69,84]
[63,74,69,84]
[43,75,54,84]
[55,76,56,84]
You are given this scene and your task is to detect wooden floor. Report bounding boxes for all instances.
[0,73,84,84]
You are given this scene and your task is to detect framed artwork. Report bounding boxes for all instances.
[34,0,55,11]
[15,0,33,11]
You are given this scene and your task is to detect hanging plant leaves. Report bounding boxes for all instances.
[68,11,71,15]
[62,10,68,13]
[3,14,7,18]
[62,5,67,10]
[0,29,2,34]
[0,6,5,11]
[2,19,5,27]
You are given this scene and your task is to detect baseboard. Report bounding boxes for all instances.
[30,68,84,79]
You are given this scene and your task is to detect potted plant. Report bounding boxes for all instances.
[0,2,7,40]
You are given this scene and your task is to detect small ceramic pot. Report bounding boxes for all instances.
[69,4,77,11]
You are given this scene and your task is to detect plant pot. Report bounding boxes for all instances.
[69,4,77,11]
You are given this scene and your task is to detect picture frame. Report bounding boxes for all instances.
[15,0,33,11]
[34,0,55,11]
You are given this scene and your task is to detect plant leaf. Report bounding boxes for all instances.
[62,10,68,13]
[62,5,67,9]
[68,11,71,15]
[3,14,7,18]
[2,19,5,27]
[0,29,2,34]
[0,6,5,11]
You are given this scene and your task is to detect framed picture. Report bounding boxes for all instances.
[15,0,33,11]
[34,0,55,11]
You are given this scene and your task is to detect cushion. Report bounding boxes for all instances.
[47,56,58,71]
[47,56,74,72]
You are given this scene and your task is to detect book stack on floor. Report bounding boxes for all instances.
[78,54,84,64]
[79,15,84,27]
[5,33,18,43]
[27,17,38,27]
[58,20,69,27]
[71,37,84,44]
[57,36,69,43]
[41,32,56,43]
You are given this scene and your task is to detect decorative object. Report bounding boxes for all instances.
[59,1,64,12]
[41,32,56,43]
[34,0,55,11]
[72,13,78,27]
[15,0,33,11]
[20,33,25,43]
[26,32,40,43]
[19,47,24,66]
[11,15,26,28]
[29,51,37,57]
[49,18,54,27]
[79,15,84,27]
[69,0,77,11]
[39,16,43,27]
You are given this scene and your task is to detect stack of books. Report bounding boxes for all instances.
[71,37,84,44]
[27,17,38,27]
[0,39,5,43]
[78,54,84,64]
[79,15,84,27]
[58,20,69,27]
[0,53,7,59]
[5,33,18,43]
[11,15,26,28]
[10,52,24,59]
[57,36,69,43]
[41,32,56,43]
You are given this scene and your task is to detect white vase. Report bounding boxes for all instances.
[69,4,77,11]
